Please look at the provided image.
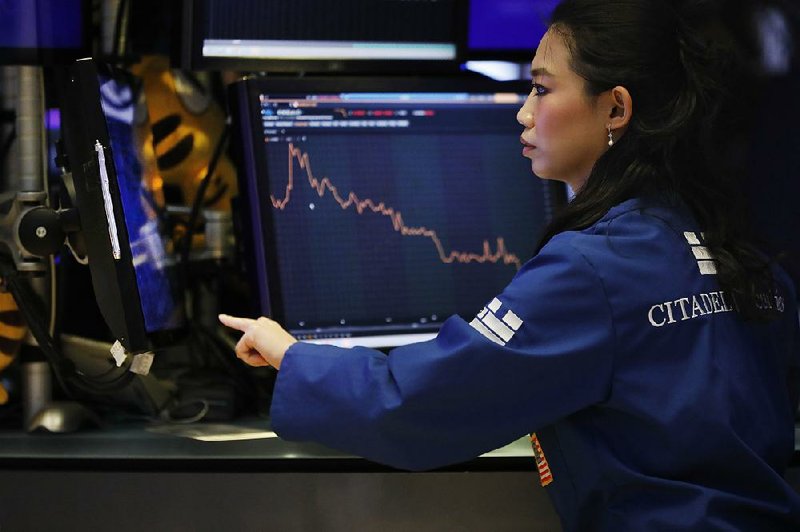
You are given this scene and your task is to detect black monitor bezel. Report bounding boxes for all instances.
[229,74,566,340]
[178,0,468,74]
[465,48,538,63]
[58,59,176,354]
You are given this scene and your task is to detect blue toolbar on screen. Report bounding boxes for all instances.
[0,0,83,48]
[468,0,558,53]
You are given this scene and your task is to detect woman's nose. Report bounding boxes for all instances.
[517,104,533,127]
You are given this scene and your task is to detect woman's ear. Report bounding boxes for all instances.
[608,86,632,130]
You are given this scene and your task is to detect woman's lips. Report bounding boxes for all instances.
[521,137,536,156]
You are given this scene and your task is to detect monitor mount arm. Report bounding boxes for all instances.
[0,190,80,274]
[0,188,138,398]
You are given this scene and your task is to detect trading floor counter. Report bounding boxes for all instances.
[1,420,799,531]
[0,418,562,531]
[0,417,535,471]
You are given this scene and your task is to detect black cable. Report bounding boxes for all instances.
[0,256,137,397]
[179,122,230,274]
[0,109,15,123]
[111,0,130,62]
[0,126,17,171]
[73,358,138,389]
[0,256,74,398]
[193,322,259,402]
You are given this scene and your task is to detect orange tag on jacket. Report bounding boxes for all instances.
[530,433,553,487]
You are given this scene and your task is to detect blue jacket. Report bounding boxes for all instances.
[271,197,800,531]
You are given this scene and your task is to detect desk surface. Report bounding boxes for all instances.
[0,417,535,472]
[2,418,798,472]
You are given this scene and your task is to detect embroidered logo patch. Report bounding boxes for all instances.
[469,298,523,346]
[530,433,553,487]
[683,231,717,275]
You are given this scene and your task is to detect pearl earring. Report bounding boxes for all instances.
[607,125,614,147]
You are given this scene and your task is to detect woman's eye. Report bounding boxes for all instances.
[531,83,548,96]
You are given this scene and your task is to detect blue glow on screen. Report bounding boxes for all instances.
[468,0,558,53]
[0,0,83,48]
[98,74,182,334]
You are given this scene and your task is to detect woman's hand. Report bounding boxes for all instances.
[218,314,297,370]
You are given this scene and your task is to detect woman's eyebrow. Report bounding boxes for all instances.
[530,67,554,78]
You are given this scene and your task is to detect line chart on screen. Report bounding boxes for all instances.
[269,143,524,271]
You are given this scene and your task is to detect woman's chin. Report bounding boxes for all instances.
[530,160,545,178]
[531,164,554,181]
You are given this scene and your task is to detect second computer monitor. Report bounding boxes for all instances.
[231,76,565,348]
[181,0,465,73]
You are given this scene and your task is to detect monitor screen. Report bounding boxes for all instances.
[58,60,184,353]
[467,0,557,60]
[180,0,465,73]
[0,0,89,65]
[230,76,565,348]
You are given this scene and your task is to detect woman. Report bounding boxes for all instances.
[220,0,800,529]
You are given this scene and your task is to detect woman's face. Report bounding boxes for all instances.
[517,29,612,191]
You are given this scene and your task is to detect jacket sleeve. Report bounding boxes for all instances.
[270,236,617,471]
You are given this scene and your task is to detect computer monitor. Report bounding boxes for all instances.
[230,75,566,348]
[179,0,465,73]
[58,59,184,354]
[0,0,90,65]
[467,0,557,61]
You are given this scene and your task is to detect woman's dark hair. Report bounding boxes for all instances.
[538,0,797,319]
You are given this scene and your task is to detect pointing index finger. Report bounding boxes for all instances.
[219,314,256,331]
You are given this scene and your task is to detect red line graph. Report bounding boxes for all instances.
[270,143,522,270]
